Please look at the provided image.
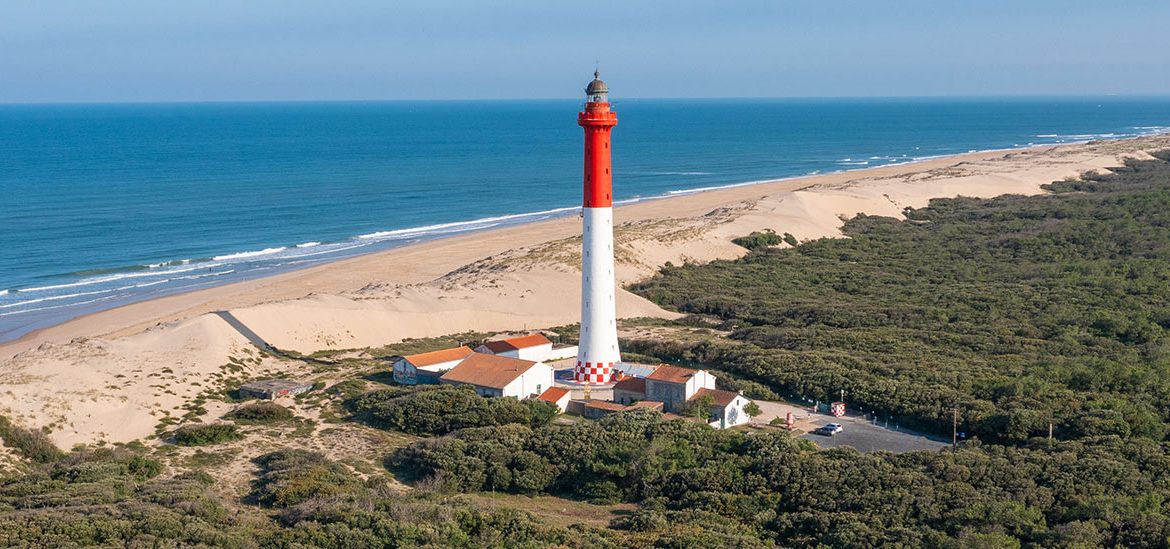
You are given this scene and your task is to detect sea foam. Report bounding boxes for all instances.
[213,247,288,261]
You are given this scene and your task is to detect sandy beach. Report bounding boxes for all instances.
[2,134,1168,447]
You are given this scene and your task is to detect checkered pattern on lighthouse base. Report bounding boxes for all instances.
[575,361,614,384]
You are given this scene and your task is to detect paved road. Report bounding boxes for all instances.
[751,400,947,453]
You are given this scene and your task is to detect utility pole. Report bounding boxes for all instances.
[952,409,958,451]
[1048,422,1054,445]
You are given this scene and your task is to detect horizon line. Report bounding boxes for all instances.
[3,92,1170,107]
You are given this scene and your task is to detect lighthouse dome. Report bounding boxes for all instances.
[585,71,608,95]
[585,70,609,103]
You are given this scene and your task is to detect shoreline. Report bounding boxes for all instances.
[4,120,1165,348]
[1,137,1164,362]
[0,147,1013,359]
[4,133,1169,445]
[0,143,1028,346]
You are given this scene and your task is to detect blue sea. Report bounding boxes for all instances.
[3,97,1170,342]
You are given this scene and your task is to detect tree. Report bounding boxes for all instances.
[744,401,762,419]
[682,394,715,420]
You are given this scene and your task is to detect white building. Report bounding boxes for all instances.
[691,388,753,429]
[392,346,474,385]
[476,333,577,363]
[439,353,554,398]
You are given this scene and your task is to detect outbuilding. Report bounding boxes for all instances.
[536,386,572,412]
[476,333,554,361]
[612,377,646,405]
[439,353,554,398]
[392,346,475,385]
[644,365,717,413]
[476,333,579,362]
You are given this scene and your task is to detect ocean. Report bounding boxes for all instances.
[3,97,1170,342]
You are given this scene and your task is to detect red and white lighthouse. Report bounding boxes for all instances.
[575,71,621,384]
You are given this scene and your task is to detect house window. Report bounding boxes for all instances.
[536,384,542,394]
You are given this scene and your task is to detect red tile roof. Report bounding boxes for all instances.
[584,400,629,412]
[537,386,570,403]
[627,400,664,410]
[689,388,741,408]
[481,333,552,353]
[439,353,540,389]
[646,364,700,384]
[402,346,474,368]
[612,377,646,393]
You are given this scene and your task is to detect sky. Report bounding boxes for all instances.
[2,1,1169,103]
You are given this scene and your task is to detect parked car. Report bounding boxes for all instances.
[825,423,844,434]
[812,425,836,436]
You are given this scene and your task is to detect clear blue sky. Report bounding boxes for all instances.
[3,0,1168,103]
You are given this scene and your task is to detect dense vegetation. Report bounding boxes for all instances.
[633,152,1170,444]
[0,445,622,547]
[350,385,558,436]
[393,408,1170,546]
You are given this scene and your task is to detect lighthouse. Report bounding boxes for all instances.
[575,71,621,384]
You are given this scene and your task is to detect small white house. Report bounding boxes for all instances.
[439,353,554,398]
[392,346,474,385]
[690,388,753,429]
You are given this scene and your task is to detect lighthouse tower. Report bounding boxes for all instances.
[575,71,621,384]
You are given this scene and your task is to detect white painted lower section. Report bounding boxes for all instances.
[577,206,621,382]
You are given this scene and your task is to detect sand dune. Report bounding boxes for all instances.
[1,135,1167,446]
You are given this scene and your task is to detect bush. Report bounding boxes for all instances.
[0,415,64,463]
[731,229,784,250]
[173,423,241,446]
[327,379,367,400]
[227,402,294,424]
[252,449,364,508]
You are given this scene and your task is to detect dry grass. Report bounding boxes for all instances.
[462,493,638,528]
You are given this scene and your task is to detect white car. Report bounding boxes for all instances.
[825,423,844,434]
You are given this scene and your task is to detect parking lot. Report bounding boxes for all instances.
[751,399,948,453]
[799,414,948,453]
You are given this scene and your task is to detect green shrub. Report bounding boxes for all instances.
[226,401,294,424]
[731,229,783,250]
[0,415,63,463]
[172,423,241,446]
[327,379,367,400]
[252,449,364,508]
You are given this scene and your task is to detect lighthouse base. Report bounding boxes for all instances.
[574,361,616,384]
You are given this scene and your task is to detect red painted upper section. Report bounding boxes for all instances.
[579,102,617,208]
